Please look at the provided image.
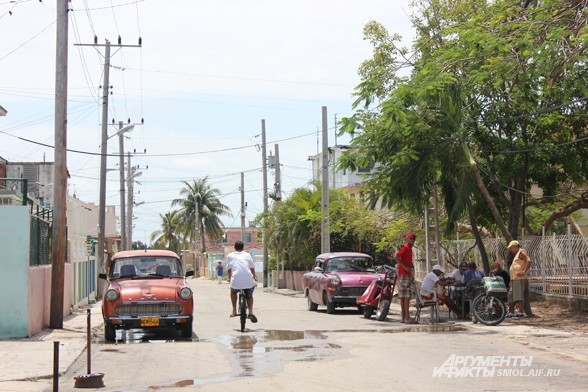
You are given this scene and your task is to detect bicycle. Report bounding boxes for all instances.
[238,289,247,332]
[470,276,508,326]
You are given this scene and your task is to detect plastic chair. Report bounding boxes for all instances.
[413,281,440,323]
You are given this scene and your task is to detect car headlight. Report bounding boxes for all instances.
[105,289,119,301]
[179,287,193,299]
[329,276,341,286]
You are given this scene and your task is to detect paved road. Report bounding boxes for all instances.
[5,278,588,391]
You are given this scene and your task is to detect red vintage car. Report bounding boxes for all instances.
[99,249,194,341]
[303,252,378,314]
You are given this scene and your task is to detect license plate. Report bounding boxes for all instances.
[140,317,159,327]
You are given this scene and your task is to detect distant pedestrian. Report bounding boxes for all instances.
[216,261,224,284]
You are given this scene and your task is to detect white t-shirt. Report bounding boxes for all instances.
[226,250,256,289]
[420,271,440,295]
[449,269,465,283]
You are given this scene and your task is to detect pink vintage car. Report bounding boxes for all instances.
[99,249,194,341]
[303,252,378,314]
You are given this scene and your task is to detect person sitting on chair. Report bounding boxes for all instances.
[420,264,460,315]
[463,261,485,284]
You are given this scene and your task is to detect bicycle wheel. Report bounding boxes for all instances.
[472,294,507,326]
[239,291,247,332]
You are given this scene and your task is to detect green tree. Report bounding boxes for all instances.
[340,0,588,256]
[172,177,232,253]
[150,210,186,254]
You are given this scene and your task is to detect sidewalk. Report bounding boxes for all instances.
[0,303,104,391]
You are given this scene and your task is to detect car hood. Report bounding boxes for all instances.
[113,278,184,301]
[329,271,378,285]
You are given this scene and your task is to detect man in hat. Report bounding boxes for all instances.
[395,233,416,323]
[420,264,460,315]
[507,240,532,318]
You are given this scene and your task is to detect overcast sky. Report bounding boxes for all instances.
[0,0,415,243]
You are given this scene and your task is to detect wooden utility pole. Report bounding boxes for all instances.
[75,37,141,292]
[50,0,69,328]
[240,172,245,241]
[321,106,330,253]
[261,120,268,287]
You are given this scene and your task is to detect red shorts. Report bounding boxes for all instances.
[421,292,448,306]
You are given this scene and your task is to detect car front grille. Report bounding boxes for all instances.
[339,287,366,297]
[115,302,183,317]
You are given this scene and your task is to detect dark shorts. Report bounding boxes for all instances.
[397,275,412,299]
[231,286,255,298]
[510,279,527,302]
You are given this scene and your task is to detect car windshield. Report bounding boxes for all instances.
[325,257,375,272]
[109,256,183,279]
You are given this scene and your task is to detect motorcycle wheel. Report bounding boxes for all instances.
[472,294,507,326]
[363,307,374,319]
[376,300,390,321]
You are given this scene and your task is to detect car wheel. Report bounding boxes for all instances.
[180,322,193,338]
[104,323,116,342]
[308,295,318,311]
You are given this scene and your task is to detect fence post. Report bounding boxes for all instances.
[541,226,546,293]
[568,223,573,295]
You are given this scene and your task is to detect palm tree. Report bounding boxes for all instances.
[150,210,186,254]
[172,177,232,253]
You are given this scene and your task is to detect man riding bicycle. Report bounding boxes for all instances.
[227,241,258,323]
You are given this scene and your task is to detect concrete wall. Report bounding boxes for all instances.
[0,206,30,337]
[0,206,73,338]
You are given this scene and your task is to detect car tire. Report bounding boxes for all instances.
[180,322,193,338]
[325,292,336,314]
[104,323,116,342]
[308,295,318,311]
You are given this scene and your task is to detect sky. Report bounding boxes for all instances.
[0,0,416,243]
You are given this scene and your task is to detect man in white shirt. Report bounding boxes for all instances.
[226,241,258,322]
[449,262,468,284]
[420,264,459,314]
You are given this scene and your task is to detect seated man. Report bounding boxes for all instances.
[463,261,485,284]
[420,264,460,315]
[449,262,468,285]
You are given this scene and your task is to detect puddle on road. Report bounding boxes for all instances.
[145,324,467,389]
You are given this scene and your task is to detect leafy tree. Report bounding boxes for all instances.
[171,177,232,253]
[150,210,187,254]
[339,0,588,262]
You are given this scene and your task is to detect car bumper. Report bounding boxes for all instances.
[331,296,362,306]
[104,315,193,329]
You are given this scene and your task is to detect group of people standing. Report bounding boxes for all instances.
[392,233,533,323]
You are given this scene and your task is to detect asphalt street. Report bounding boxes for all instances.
[1,278,587,391]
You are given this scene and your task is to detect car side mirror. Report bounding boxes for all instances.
[313,266,323,273]
[99,272,107,280]
[185,270,194,278]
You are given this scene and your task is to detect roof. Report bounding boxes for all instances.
[112,249,180,259]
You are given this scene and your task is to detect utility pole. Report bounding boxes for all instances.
[261,119,269,287]
[274,144,281,201]
[75,36,142,292]
[49,0,68,329]
[118,121,127,251]
[240,172,245,241]
[321,106,330,253]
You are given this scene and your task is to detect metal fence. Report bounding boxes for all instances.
[30,215,51,266]
[412,234,588,299]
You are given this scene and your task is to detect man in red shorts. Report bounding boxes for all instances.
[395,233,416,323]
